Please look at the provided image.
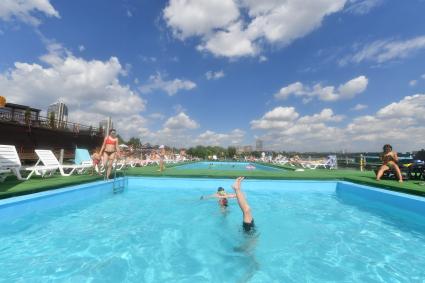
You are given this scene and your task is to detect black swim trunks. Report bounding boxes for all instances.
[242,219,255,233]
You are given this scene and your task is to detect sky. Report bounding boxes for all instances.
[0,0,425,152]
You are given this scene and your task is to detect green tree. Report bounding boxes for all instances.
[415,149,425,161]
[49,112,55,128]
[227,146,236,158]
[127,137,142,149]
[116,134,125,144]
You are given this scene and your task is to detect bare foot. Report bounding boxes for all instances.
[232,177,245,191]
[399,179,403,183]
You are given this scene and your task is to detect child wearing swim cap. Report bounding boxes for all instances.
[200,186,236,208]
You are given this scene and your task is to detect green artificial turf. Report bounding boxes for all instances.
[1,163,425,199]
[0,174,104,199]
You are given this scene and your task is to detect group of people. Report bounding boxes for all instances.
[90,129,120,179]
[198,144,403,235]
[93,132,402,235]
[201,177,255,234]
[93,129,168,179]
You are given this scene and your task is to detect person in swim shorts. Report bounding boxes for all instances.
[200,187,236,208]
[232,177,255,233]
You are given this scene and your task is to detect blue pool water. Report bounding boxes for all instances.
[174,161,282,171]
[1,178,425,282]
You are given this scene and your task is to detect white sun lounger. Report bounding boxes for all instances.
[307,155,338,170]
[74,148,94,174]
[0,145,58,181]
[35,149,91,177]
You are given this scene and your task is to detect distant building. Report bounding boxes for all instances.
[99,117,113,136]
[47,102,68,124]
[244,145,253,152]
[256,139,263,151]
[0,103,41,122]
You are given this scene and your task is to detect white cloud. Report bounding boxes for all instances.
[251,106,345,151]
[143,112,201,147]
[340,35,425,65]
[351,103,368,111]
[345,95,425,150]
[252,94,425,151]
[0,0,60,25]
[139,56,157,63]
[251,107,299,130]
[205,70,225,80]
[78,45,85,52]
[145,127,244,149]
[163,112,199,130]
[197,21,258,58]
[164,0,347,58]
[376,94,425,119]
[275,82,305,100]
[259,55,268,62]
[149,113,166,120]
[345,0,383,15]
[194,129,245,146]
[298,108,344,123]
[139,73,196,96]
[421,74,425,80]
[0,44,146,139]
[163,0,239,39]
[409,80,417,87]
[275,76,368,102]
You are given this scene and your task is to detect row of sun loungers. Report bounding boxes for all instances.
[0,145,129,182]
[0,145,190,182]
[0,145,94,182]
[271,155,338,170]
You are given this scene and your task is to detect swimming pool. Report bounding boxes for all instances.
[174,161,283,171]
[1,178,425,282]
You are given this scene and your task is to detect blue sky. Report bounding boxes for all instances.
[1,0,425,152]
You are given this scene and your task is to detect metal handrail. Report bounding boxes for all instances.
[0,111,102,134]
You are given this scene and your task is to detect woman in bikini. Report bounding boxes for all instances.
[376,144,403,183]
[99,129,120,179]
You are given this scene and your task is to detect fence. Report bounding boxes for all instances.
[0,111,101,135]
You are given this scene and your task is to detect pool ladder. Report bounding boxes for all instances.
[112,164,128,194]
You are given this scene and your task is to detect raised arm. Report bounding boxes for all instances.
[200,193,218,200]
[225,193,237,199]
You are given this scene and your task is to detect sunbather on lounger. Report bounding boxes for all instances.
[376,144,403,183]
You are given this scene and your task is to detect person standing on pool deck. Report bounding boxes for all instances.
[99,129,120,179]
[232,177,255,233]
[158,145,165,172]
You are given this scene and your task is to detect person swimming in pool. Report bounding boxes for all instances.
[232,177,255,234]
[200,177,255,234]
[200,187,236,208]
